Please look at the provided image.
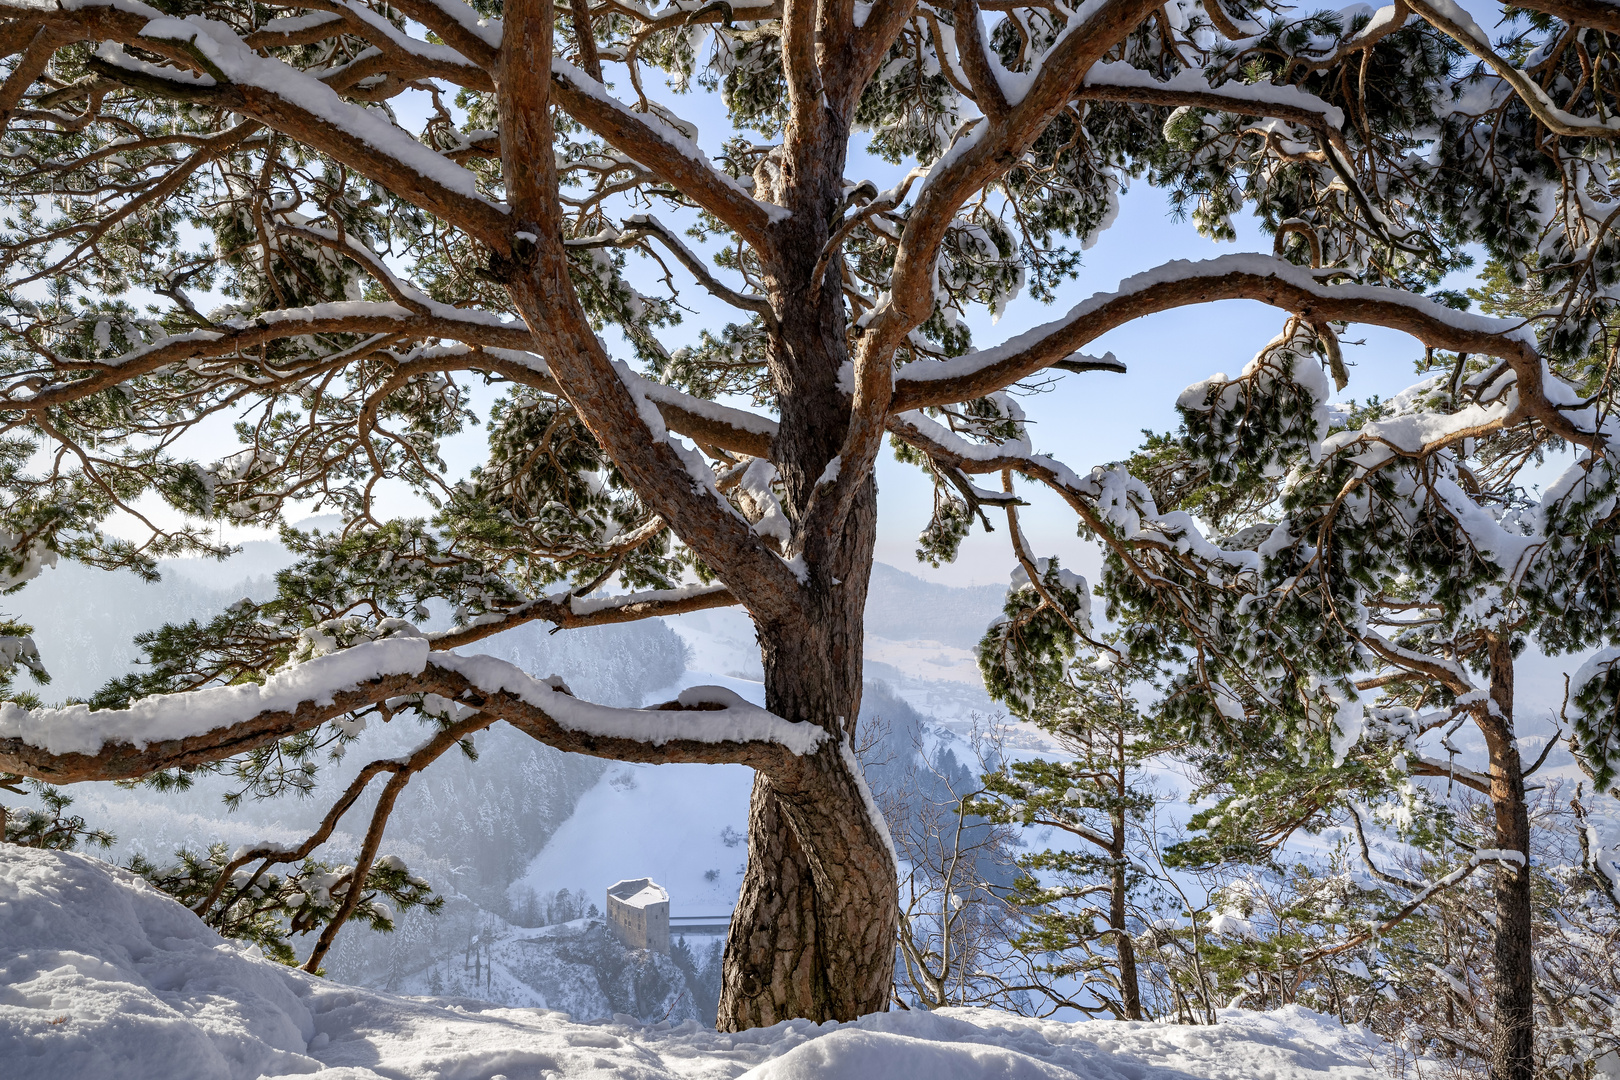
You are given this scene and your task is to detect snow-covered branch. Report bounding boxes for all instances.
[1077,62,1347,132]
[0,638,435,782]
[33,1,513,244]
[1360,630,1477,697]
[433,653,827,758]
[1406,0,1620,138]
[889,254,1590,450]
[0,638,826,784]
[804,0,1160,563]
[384,0,501,68]
[549,59,783,249]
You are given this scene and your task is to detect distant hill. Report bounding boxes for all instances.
[863,562,1007,649]
[4,561,250,701]
[161,539,296,591]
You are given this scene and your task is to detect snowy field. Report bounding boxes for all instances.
[2,847,1408,1080]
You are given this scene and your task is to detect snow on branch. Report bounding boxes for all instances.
[549,58,785,248]
[387,0,503,65]
[1078,61,1346,129]
[1409,754,1495,795]
[1360,630,1478,696]
[0,634,827,785]
[431,652,828,755]
[1572,787,1620,907]
[1407,0,1620,138]
[63,2,510,243]
[887,254,1580,442]
[318,0,489,78]
[135,15,494,200]
[242,10,346,49]
[0,638,433,768]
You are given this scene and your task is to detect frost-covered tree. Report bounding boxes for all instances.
[3,0,1620,1039]
[1086,316,1620,1078]
[973,644,1171,1020]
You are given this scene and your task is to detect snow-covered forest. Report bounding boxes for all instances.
[6,0,1620,1076]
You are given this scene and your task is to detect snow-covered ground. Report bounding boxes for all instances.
[3,846,1411,1080]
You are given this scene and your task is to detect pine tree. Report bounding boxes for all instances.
[1087,316,1620,1076]
[973,645,1173,1020]
[0,0,1617,1045]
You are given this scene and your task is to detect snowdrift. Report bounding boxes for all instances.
[2,847,1401,1079]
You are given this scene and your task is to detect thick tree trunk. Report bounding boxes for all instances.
[719,579,900,1029]
[719,737,898,1027]
[1481,636,1534,1080]
[715,99,900,1030]
[718,474,898,1029]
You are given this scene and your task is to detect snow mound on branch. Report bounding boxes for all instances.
[2,847,1402,1079]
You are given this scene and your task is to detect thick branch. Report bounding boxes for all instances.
[887,254,1587,448]
[1511,0,1620,34]
[950,0,1010,117]
[806,0,1159,558]
[0,644,821,784]
[0,659,432,784]
[0,24,64,127]
[502,3,805,622]
[842,0,920,106]
[1406,0,1620,138]
[386,0,501,68]
[66,13,511,245]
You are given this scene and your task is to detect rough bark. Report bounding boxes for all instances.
[715,93,899,1029]
[718,416,895,1030]
[1481,636,1534,1080]
[719,720,898,1028]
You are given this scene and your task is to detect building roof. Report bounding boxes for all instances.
[606,877,669,909]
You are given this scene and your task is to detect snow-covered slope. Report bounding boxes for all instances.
[3,847,1409,1080]
[391,916,709,1022]
[510,759,755,916]
[510,672,765,918]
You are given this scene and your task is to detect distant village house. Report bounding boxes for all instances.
[605,878,670,952]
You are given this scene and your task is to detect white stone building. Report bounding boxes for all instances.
[605,878,670,952]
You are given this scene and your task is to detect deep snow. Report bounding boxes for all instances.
[2,846,1407,1080]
